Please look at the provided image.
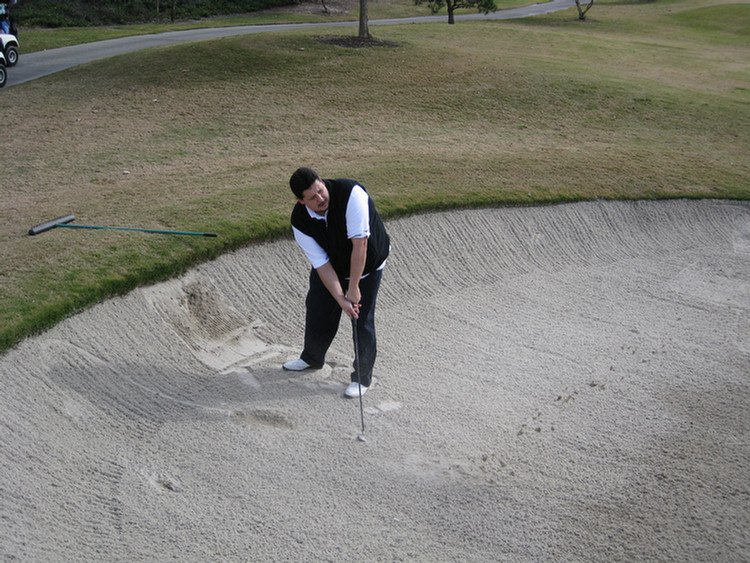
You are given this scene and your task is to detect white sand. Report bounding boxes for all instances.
[1,199,749,562]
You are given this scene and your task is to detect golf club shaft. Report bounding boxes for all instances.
[352,317,366,434]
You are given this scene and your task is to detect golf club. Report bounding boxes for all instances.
[352,317,366,442]
[29,214,218,237]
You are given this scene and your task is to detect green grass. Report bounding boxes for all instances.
[669,3,750,41]
[1,0,748,354]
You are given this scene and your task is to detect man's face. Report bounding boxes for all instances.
[299,179,329,214]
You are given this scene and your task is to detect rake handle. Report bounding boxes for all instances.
[28,214,217,237]
[57,224,218,237]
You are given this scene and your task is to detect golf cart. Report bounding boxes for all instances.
[0,31,17,66]
[0,51,7,88]
[0,1,18,67]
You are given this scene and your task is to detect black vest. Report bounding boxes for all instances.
[291,179,390,280]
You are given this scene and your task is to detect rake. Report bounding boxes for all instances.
[29,214,218,237]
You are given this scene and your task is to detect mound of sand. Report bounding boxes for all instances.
[1,200,748,562]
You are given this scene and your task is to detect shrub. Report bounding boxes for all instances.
[12,0,296,27]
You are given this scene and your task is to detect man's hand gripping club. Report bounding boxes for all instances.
[315,237,368,319]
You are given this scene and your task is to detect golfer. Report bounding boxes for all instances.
[283,167,390,398]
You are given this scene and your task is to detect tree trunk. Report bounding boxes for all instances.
[359,0,370,38]
[447,0,455,24]
[575,0,595,20]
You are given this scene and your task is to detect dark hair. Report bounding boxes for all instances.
[289,167,320,199]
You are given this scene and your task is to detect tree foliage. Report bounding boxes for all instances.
[414,0,496,24]
[11,0,293,27]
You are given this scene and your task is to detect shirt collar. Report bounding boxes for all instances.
[306,206,328,221]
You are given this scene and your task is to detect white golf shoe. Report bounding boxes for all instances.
[344,381,371,398]
[282,358,311,371]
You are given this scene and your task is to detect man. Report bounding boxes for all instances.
[283,167,390,398]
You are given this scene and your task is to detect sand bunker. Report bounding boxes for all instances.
[1,199,748,562]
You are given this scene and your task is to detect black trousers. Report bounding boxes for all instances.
[300,267,383,387]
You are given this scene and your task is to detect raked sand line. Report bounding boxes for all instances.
[1,199,748,562]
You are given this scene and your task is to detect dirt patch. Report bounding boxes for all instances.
[312,34,401,48]
[265,0,401,47]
